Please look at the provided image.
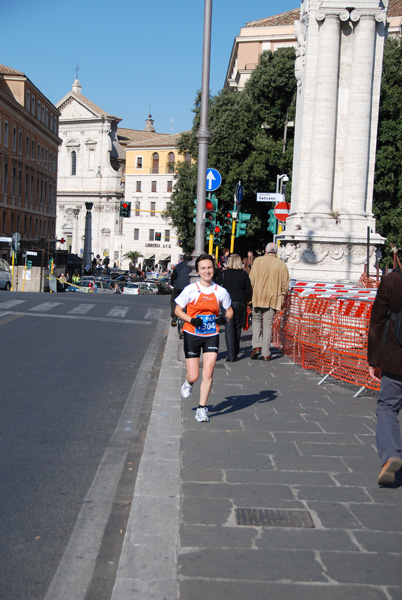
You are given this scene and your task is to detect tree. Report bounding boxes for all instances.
[373,37,402,266]
[123,250,143,269]
[167,48,297,254]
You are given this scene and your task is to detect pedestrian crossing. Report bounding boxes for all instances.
[0,298,167,325]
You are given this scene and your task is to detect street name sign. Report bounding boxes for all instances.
[206,168,222,192]
[274,201,291,222]
[257,193,283,203]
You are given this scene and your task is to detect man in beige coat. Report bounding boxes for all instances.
[249,242,289,360]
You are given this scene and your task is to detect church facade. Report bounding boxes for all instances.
[55,80,183,271]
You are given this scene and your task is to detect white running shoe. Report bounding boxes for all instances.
[181,380,193,399]
[195,407,209,422]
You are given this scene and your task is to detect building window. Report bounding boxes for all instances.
[50,114,53,131]
[150,202,156,216]
[134,201,140,216]
[45,109,49,127]
[152,152,159,174]
[37,143,40,164]
[151,181,157,193]
[32,96,35,115]
[42,105,45,123]
[165,230,170,242]
[134,228,139,241]
[149,229,154,241]
[136,181,141,192]
[12,166,16,196]
[18,167,22,197]
[26,136,29,157]
[168,152,175,173]
[12,126,17,151]
[4,120,8,147]
[18,131,22,154]
[136,156,143,169]
[31,140,34,160]
[3,162,8,193]
[0,116,2,144]
[37,101,41,120]
[71,151,77,175]
[26,90,30,110]
[167,180,173,193]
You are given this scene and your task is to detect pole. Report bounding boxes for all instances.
[208,233,213,255]
[366,226,370,279]
[11,250,15,291]
[194,0,212,263]
[230,218,236,253]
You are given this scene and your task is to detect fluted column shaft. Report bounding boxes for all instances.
[308,14,341,213]
[341,13,377,214]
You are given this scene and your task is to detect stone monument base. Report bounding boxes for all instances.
[277,237,382,283]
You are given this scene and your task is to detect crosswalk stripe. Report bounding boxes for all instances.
[68,304,96,315]
[144,309,165,320]
[106,306,130,318]
[0,299,26,309]
[29,302,62,312]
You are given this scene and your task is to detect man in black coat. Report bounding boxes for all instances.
[368,269,402,485]
[170,253,192,326]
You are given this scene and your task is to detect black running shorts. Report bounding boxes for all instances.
[183,332,219,358]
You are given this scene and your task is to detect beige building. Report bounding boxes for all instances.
[225,0,402,92]
[124,124,189,270]
[0,64,61,261]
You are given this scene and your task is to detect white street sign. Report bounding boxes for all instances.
[257,193,284,203]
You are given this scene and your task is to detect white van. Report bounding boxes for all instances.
[0,258,12,291]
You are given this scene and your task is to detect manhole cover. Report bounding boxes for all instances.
[235,508,315,528]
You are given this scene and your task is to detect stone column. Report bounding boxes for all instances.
[83,202,93,269]
[307,12,342,214]
[341,12,379,215]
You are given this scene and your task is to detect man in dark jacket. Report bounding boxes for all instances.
[170,253,192,326]
[368,269,402,485]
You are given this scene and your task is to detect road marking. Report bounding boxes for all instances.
[0,310,150,325]
[0,313,23,325]
[0,299,26,309]
[68,304,96,315]
[106,306,130,318]
[29,302,62,312]
[144,309,165,320]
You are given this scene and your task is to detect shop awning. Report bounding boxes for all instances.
[143,253,155,260]
[159,254,171,261]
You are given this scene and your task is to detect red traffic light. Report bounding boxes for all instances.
[206,200,214,211]
[225,212,231,219]
[214,225,221,233]
[122,203,128,209]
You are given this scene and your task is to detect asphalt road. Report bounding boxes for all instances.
[0,291,171,600]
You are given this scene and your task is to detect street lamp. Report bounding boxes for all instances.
[276,174,289,195]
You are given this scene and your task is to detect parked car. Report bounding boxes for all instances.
[156,281,172,295]
[72,281,114,293]
[0,258,12,291]
[123,282,153,295]
[146,282,159,294]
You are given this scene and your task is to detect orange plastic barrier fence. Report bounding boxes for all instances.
[272,292,380,392]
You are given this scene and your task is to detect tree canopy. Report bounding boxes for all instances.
[373,37,402,266]
[167,47,297,255]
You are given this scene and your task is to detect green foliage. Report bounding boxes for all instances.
[123,250,143,267]
[167,48,297,255]
[374,37,402,266]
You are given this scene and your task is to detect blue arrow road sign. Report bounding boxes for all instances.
[235,181,244,203]
[206,168,222,192]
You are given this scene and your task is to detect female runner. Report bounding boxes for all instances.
[175,254,233,422]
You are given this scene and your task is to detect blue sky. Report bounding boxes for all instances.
[2,0,298,134]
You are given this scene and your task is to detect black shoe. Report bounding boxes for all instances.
[171,318,177,327]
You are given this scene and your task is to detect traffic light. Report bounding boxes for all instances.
[236,212,251,237]
[205,194,218,234]
[267,208,277,234]
[120,201,131,218]
[214,223,222,245]
[155,232,161,241]
[223,211,233,234]
[27,260,33,270]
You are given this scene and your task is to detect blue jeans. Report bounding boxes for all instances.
[376,372,402,466]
